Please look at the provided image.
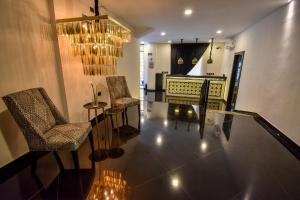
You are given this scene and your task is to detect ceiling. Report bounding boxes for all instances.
[101,0,289,43]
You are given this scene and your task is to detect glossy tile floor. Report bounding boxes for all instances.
[1,101,300,200]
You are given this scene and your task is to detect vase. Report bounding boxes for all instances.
[93,95,98,106]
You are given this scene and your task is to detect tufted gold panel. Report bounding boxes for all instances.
[166,76,226,100]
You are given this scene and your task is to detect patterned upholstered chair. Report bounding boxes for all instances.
[2,88,95,171]
[106,76,140,129]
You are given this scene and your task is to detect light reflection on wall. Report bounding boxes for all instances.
[280,0,295,67]
[286,1,295,19]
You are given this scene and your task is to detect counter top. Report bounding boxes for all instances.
[166,74,227,80]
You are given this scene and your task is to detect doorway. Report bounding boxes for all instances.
[140,44,145,89]
[226,51,245,111]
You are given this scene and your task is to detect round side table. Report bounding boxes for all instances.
[104,107,125,158]
[83,101,108,161]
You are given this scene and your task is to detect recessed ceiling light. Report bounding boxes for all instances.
[140,41,145,44]
[216,30,223,34]
[184,9,193,16]
[161,32,166,36]
[171,177,180,188]
[168,40,172,43]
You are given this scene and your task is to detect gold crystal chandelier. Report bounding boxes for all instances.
[56,0,131,76]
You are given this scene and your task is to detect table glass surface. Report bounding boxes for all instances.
[83,101,107,109]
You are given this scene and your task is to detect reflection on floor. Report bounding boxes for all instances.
[1,101,300,200]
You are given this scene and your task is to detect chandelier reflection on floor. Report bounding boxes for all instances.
[88,170,129,200]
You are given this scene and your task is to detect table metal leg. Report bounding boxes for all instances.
[89,108,108,161]
[125,107,128,125]
[108,112,125,158]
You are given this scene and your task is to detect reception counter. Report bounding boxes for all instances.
[166,75,226,100]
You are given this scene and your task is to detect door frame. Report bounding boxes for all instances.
[226,51,245,111]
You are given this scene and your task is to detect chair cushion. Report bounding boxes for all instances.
[112,97,140,108]
[43,122,92,151]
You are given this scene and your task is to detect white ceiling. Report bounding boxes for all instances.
[101,0,289,43]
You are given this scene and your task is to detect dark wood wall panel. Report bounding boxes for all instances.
[171,43,209,75]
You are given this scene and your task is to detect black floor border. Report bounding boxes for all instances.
[254,116,300,160]
[234,109,259,117]
[235,110,300,160]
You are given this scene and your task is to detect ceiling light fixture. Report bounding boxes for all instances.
[207,38,214,64]
[171,177,180,188]
[184,9,193,16]
[216,30,223,34]
[56,0,131,76]
[177,39,184,65]
[191,38,199,65]
[168,40,172,43]
[161,32,166,36]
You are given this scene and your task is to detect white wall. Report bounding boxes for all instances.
[187,57,205,76]
[0,0,67,167]
[222,1,300,144]
[144,43,171,90]
[203,42,225,76]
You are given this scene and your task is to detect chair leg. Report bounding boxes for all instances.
[88,131,95,156]
[31,152,37,173]
[110,115,115,129]
[122,111,125,126]
[31,152,43,188]
[72,150,80,172]
[138,104,141,131]
[125,107,129,125]
[88,131,95,169]
[53,151,64,172]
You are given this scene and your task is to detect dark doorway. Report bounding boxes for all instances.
[226,51,245,111]
[155,73,163,91]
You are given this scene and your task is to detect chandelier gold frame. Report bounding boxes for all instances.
[56,15,131,76]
